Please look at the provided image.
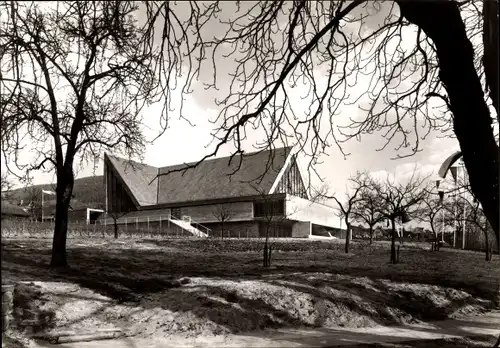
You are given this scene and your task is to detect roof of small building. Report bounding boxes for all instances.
[1,201,30,217]
[28,199,103,216]
[105,147,293,207]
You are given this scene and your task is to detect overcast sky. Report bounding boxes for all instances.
[2,1,465,200]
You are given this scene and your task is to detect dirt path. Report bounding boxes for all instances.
[32,310,500,348]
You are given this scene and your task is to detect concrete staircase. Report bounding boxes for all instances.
[169,217,209,238]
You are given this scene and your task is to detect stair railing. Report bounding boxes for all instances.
[169,215,211,237]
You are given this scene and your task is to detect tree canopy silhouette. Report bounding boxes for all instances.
[147,0,498,246]
[1,1,171,266]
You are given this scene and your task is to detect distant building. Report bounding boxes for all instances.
[1,201,30,220]
[39,199,104,224]
[102,146,343,238]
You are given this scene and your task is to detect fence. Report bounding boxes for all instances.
[2,217,498,252]
[0,218,206,239]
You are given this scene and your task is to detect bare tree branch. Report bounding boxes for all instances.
[0,1,172,267]
[371,168,429,263]
[212,203,235,239]
[318,171,371,253]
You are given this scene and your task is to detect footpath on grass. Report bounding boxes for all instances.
[33,310,500,348]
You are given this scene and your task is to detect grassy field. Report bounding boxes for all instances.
[1,237,499,341]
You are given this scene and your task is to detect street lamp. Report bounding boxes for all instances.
[458,159,467,249]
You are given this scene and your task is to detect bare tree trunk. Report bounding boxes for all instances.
[263,241,268,267]
[268,243,273,267]
[50,170,74,268]
[221,221,224,239]
[484,229,491,261]
[431,225,439,251]
[369,225,374,244]
[390,218,397,264]
[114,221,119,239]
[345,222,350,254]
[263,226,271,268]
[398,0,499,245]
[497,231,500,256]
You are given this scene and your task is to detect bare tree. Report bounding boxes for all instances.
[147,1,499,250]
[461,196,495,261]
[352,185,385,244]
[4,1,499,266]
[0,173,14,200]
[419,189,445,251]
[371,171,428,264]
[251,184,295,268]
[442,194,480,251]
[456,175,498,260]
[257,196,281,268]
[310,183,330,205]
[325,172,370,254]
[212,203,235,239]
[24,186,42,220]
[1,2,170,267]
[445,198,462,235]
[107,211,127,239]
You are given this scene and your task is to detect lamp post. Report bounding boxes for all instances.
[460,160,467,249]
[453,187,457,248]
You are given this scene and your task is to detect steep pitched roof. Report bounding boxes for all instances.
[105,154,158,206]
[105,147,293,207]
[156,147,292,205]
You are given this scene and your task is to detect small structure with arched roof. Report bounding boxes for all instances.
[438,151,462,179]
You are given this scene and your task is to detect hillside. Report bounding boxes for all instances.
[6,175,105,208]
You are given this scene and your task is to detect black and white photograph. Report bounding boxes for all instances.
[1,1,499,347]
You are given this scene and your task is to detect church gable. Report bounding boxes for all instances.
[275,156,308,198]
[105,160,138,213]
